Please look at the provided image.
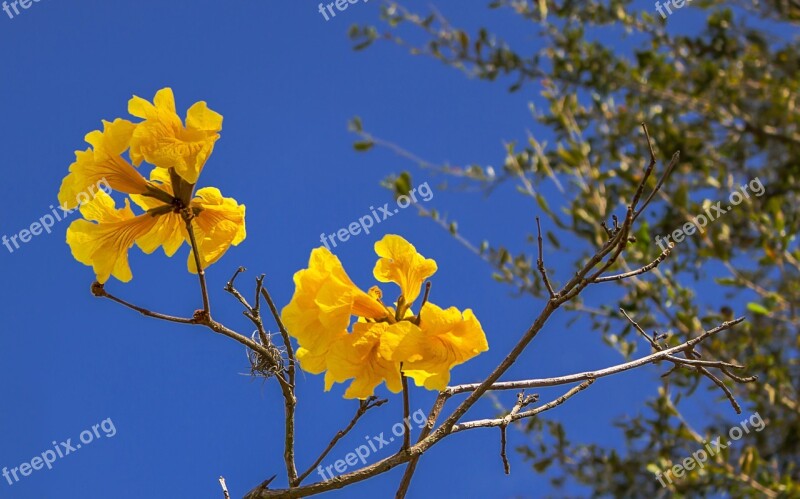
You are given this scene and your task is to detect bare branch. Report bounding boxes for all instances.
[401,369,411,451]
[91,282,196,325]
[619,308,663,350]
[446,317,746,395]
[634,150,681,221]
[219,477,231,499]
[225,266,253,310]
[261,285,296,381]
[295,397,388,486]
[452,381,594,432]
[182,211,211,317]
[395,392,448,498]
[536,217,557,298]
[594,244,673,283]
[500,426,510,474]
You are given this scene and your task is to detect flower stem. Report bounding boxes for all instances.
[183,214,211,316]
[401,364,411,451]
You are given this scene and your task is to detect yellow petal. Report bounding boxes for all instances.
[325,322,406,399]
[153,87,176,114]
[66,192,159,283]
[400,302,489,392]
[128,88,221,184]
[58,119,149,210]
[185,187,246,273]
[186,101,223,132]
[136,212,184,257]
[281,247,386,375]
[129,167,175,212]
[373,234,437,304]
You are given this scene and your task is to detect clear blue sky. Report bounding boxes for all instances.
[0,1,750,498]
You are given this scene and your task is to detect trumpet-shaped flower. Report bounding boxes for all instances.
[58,118,150,210]
[282,247,387,374]
[373,234,437,306]
[67,169,245,283]
[62,88,245,283]
[393,303,489,391]
[128,87,223,184]
[67,192,160,283]
[282,234,488,399]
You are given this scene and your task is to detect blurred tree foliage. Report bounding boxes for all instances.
[348,1,799,497]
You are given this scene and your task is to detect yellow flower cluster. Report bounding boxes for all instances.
[282,235,489,399]
[59,88,246,283]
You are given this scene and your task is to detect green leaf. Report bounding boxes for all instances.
[747,303,770,316]
[353,140,374,152]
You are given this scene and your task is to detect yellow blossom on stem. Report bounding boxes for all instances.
[128,87,223,184]
[281,234,489,399]
[58,118,150,210]
[61,88,244,284]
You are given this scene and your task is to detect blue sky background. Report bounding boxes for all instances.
[0,1,757,498]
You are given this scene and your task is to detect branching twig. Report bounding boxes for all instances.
[182,212,211,316]
[446,317,746,396]
[394,392,448,498]
[594,243,673,283]
[536,217,557,298]
[295,396,388,486]
[401,368,411,451]
[620,309,751,413]
[245,315,748,498]
[452,381,592,432]
[219,477,231,499]
[261,286,296,382]
[90,282,195,324]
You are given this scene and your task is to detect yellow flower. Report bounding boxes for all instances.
[128,87,223,184]
[186,187,247,273]
[66,191,159,283]
[62,89,244,283]
[282,247,387,374]
[374,234,437,306]
[393,303,489,391]
[324,321,419,400]
[67,169,245,284]
[282,234,488,399]
[58,118,151,210]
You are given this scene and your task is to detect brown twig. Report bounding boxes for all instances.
[245,316,746,499]
[219,477,231,499]
[261,285,296,381]
[446,317,746,396]
[452,381,592,432]
[498,391,537,474]
[401,369,411,451]
[295,396,388,486]
[499,426,510,474]
[620,310,750,413]
[594,244,673,283]
[536,217,557,298]
[182,212,211,316]
[91,282,195,324]
[394,392,448,498]
[619,308,663,350]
